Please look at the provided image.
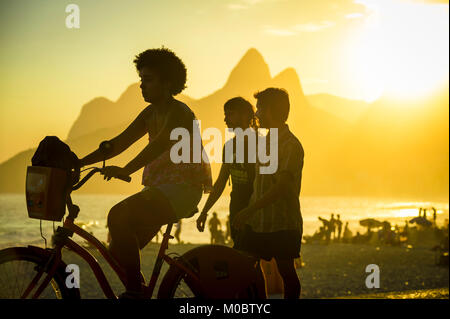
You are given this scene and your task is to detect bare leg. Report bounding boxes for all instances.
[275,258,301,299]
[107,187,176,292]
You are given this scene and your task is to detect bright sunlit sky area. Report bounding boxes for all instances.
[0,0,448,163]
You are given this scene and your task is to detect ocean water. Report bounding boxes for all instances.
[0,193,448,249]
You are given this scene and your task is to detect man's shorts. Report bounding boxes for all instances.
[238,225,303,261]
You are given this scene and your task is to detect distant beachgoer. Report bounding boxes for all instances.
[318,216,331,244]
[423,209,428,219]
[432,207,437,227]
[380,221,394,245]
[393,224,401,245]
[208,212,222,244]
[353,231,362,244]
[418,207,422,217]
[403,220,409,237]
[343,222,352,243]
[174,220,182,244]
[215,228,226,245]
[330,214,336,240]
[336,214,343,241]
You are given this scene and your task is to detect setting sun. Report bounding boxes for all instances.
[350,0,449,102]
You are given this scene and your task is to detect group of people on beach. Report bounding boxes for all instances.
[306,207,449,252]
[315,214,344,244]
[78,48,304,299]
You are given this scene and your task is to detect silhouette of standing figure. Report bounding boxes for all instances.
[196,97,257,250]
[432,207,437,227]
[318,216,331,244]
[336,214,343,242]
[343,222,353,243]
[330,214,336,241]
[174,220,182,244]
[208,212,222,244]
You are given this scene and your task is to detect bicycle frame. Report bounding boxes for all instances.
[22,194,202,299]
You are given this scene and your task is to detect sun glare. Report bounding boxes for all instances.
[393,208,421,218]
[351,0,449,102]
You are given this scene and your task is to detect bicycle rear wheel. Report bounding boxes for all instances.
[157,245,266,299]
[0,246,80,299]
[157,266,199,298]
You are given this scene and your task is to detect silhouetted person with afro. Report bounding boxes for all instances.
[80,48,212,298]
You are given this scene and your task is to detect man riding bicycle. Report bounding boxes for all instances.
[79,48,212,298]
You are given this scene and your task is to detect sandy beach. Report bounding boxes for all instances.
[56,242,449,299]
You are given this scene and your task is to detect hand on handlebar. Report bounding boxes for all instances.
[101,166,131,182]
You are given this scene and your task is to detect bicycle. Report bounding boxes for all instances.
[0,166,266,299]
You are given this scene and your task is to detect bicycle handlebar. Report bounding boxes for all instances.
[114,174,132,183]
[71,167,131,191]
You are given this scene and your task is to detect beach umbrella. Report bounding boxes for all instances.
[409,217,432,227]
[359,218,383,228]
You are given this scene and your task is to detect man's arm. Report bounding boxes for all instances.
[233,139,303,228]
[246,172,292,212]
[248,140,303,212]
[232,172,292,229]
[79,107,149,167]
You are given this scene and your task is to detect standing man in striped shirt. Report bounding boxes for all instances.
[233,88,304,299]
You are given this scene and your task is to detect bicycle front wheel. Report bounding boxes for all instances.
[0,246,80,299]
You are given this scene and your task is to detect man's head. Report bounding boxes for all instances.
[133,48,187,103]
[254,88,290,128]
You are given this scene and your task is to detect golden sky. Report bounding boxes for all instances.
[0,0,448,163]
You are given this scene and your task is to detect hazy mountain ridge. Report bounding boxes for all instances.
[306,93,370,123]
[67,84,146,141]
[0,49,447,199]
[334,86,449,199]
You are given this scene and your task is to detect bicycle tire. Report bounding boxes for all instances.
[157,245,266,299]
[157,257,202,298]
[0,246,81,299]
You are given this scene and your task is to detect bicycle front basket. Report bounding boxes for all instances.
[26,166,69,221]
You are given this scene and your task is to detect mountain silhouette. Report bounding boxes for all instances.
[223,48,271,93]
[0,49,447,200]
[67,84,145,141]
